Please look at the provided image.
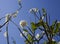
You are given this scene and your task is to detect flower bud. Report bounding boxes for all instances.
[42,16,44,20]
[4,31,7,38]
[35,33,40,40]
[29,8,39,13]
[19,20,27,28]
[12,10,19,18]
[20,31,28,37]
[57,41,60,44]
[5,13,11,22]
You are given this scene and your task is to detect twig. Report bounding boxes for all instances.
[42,22,50,41]
[0,16,5,20]
[10,20,31,44]
[0,17,10,29]
[38,10,42,19]
[11,37,16,44]
[27,26,34,35]
[34,13,40,20]
[6,23,9,44]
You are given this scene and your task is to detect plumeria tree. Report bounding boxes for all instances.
[0,0,60,44]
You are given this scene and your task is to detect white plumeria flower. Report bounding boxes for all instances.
[35,33,40,40]
[19,20,27,28]
[57,41,60,44]
[29,8,39,13]
[23,31,28,36]
[42,16,44,20]
[52,39,55,41]
[5,13,11,22]
[42,31,45,34]
[3,31,7,38]
[20,33,23,37]
[57,21,60,23]
[13,10,19,18]
[20,31,28,37]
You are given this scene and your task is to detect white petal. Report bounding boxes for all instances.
[57,21,60,23]
[42,31,45,34]
[20,31,28,37]
[20,33,23,37]
[23,31,28,36]
[33,8,39,12]
[52,39,55,41]
[4,32,7,38]
[29,8,39,13]
[42,16,44,20]
[16,10,19,14]
[57,41,60,44]
[29,9,33,13]
[35,34,40,39]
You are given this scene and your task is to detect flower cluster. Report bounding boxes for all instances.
[29,8,39,13]
[12,10,19,18]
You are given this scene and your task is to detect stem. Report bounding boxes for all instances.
[38,10,42,19]
[0,14,12,29]
[46,14,53,43]
[39,33,45,41]
[11,37,16,44]
[37,40,39,44]
[0,16,5,20]
[10,20,31,44]
[2,21,9,27]
[27,26,34,35]
[39,27,44,31]
[6,23,9,44]
[49,15,50,25]
[33,31,36,44]
[42,23,50,41]
[34,13,40,20]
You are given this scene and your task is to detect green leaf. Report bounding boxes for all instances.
[49,25,54,34]
[25,34,33,44]
[54,22,60,34]
[54,27,59,34]
[35,22,41,27]
[51,41,57,44]
[23,29,28,32]
[52,20,57,26]
[47,41,57,44]
[35,20,43,27]
[44,41,47,44]
[42,8,46,13]
[43,22,48,29]
[25,40,29,44]
[42,8,47,17]
[27,34,32,42]
[31,22,37,32]
[57,22,60,28]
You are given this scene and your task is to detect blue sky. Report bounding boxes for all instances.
[0,0,60,44]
